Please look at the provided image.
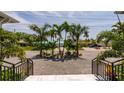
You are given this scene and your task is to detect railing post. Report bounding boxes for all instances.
[121,64,124,80]
[12,64,15,81]
[111,63,114,81]
[96,61,99,75]
[0,64,1,80]
[27,59,29,76]
[32,60,33,75]
[92,60,93,74]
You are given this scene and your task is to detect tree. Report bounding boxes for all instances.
[96,22,124,60]
[64,39,76,52]
[48,41,57,57]
[69,24,89,57]
[112,22,124,35]
[0,28,25,60]
[29,23,51,57]
[61,21,71,57]
[114,11,122,23]
[24,34,37,46]
[97,31,115,47]
[47,27,57,57]
[53,24,64,57]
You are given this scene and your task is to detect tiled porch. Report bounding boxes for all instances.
[25,74,98,81]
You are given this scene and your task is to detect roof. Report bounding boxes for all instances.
[0,11,19,24]
[18,40,28,44]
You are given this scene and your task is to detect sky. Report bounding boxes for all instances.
[2,11,124,39]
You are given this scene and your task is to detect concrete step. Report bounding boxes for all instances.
[25,74,98,81]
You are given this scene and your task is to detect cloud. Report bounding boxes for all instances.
[45,11,63,17]
[2,11,123,39]
[3,23,35,34]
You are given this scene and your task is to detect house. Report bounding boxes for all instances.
[0,11,19,28]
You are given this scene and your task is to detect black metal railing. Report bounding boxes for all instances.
[0,58,33,81]
[92,58,124,81]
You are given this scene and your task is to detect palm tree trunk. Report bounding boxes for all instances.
[76,39,79,57]
[51,36,54,58]
[59,38,61,57]
[40,48,42,57]
[40,38,43,57]
[62,32,67,57]
[44,41,48,56]
[116,13,121,23]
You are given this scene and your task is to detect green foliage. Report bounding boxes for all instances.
[47,41,57,50]
[112,38,124,53]
[112,22,124,34]
[15,32,37,46]
[96,49,122,61]
[64,39,76,51]
[1,69,22,81]
[69,24,89,57]
[97,31,115,47]
[0,29,25,60]
[36,41,57,51]
[29,24,51,56]
[29,22,89,58]
[70,24,89,41]
[79,40,90,47]
[96,22,124,61]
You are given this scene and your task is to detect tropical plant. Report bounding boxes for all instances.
[61,21,71,57]
[29,22,89,59]
[64,39,76,52]
[97,31,115,47]
[96,22,124,61]
[29,23,51,57]
[112,22,124,35]
[47,27,58,57]
[47,41,57,57]
[53,24,64,57]
[96,50,122,61]
[0,28,25,60]
[69,24,89,57]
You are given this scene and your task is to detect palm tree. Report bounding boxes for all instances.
[97,31,115,47]
[24,34,37,46]
[29,23,51,57]
[47,27,57,57]
[96,22,124,61]
[53,24,64,57]
[61,21,70,57]
[114,11,123,23]
[114,11,124,33]
[112,22,124,35]
[70,24,89,57]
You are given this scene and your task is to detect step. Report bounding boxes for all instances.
[25,74,98,81]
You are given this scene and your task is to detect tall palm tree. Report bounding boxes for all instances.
[112,22,124,35]
[61,21,70,57]
[70,24,89,57]
[47,27,57,57]
[53,24,64,56]
[96,22,124,61]
[48,26,57,42]
[114,11,123,23]
[97,31,115,47]
[114,11,124,32]
[29,23,51,57]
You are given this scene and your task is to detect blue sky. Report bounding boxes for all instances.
[2,11,124,39]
